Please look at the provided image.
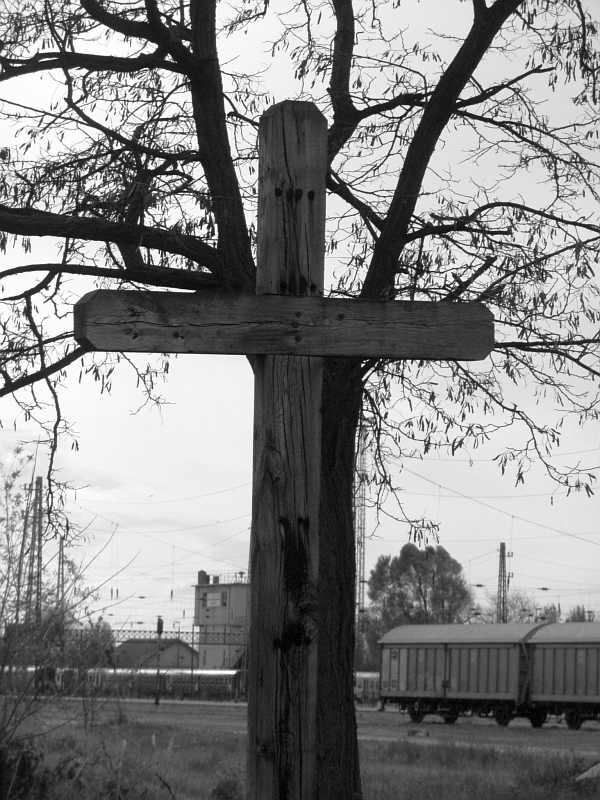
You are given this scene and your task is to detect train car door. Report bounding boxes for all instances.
[442,644,452,697]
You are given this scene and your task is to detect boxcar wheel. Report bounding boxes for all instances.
[407,705,425,723]
[565,710,583,731]
[442,713,458,725]
[528,709,546,729]
[494,707,511,727]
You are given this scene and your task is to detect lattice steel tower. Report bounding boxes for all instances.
[497,542,512,623]
[354,424,367,620]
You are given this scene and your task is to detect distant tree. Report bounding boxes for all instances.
[486,587,532,623]
[359,543,473,668]
[485,588,561,623]
[61,616,115,728]
[540,603,561,623]
[368,543,474,627]
[566,605,595,622]
[354,608,383,672]
[64,616,115,669]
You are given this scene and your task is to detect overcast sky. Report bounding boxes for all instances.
[2,342,599,636]
[1,1,599,637]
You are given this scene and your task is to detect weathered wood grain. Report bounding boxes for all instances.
[248,100,325,800]
[74,290,494,361]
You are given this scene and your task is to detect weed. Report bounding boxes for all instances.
[359,738,599,800]
[113,701,129,727]
[2,705,597,800]
[210,766,245,800]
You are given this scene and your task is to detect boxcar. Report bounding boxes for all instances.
[379,623,546,726]
[530,622,600,729]
[379,622,600,728]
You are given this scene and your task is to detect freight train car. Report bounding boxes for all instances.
[529,622,600,729]
[379,623,542,725]
[379,622,600,728]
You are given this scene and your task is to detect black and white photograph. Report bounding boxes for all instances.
[1,1,600,798]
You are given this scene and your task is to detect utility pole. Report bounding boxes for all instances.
[15,478,35,626]
[34,477,43,630]
[174,621,181,667]
[22,477,43,629]
[497,542,513,623]
[56,535,65,610]
[57,534,66,668]
[155,615,163,706]
[190,623,195,697]
[354,423,367,622]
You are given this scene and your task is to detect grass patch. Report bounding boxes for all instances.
[360,739,599,800]
[0,720,246,800]
[1,712,598,799]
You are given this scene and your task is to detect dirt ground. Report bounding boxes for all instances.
[87,699,600,760]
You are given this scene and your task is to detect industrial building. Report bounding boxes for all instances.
[193,570,249,669]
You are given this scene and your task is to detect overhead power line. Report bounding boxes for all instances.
[76,481,251,506]
[402,465,600,548]
[413,447,600,464]
[402,488,571,499]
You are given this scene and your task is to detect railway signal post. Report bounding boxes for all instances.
[74,100,494,800]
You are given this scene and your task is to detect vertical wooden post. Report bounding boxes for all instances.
[248,101,327,800]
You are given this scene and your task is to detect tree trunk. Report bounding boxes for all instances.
[317,357,364,799]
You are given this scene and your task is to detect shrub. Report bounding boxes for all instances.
[210,765,244,800]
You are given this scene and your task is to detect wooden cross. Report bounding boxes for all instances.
[74,101,494,799]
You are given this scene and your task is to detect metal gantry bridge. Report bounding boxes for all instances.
[109,628,246,646]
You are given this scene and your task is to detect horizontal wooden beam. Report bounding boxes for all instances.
[74,290,494,360]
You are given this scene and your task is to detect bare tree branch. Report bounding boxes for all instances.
[327,0,359,160]
[0,49,184,82]
[363,0,525,298]
[0,204,223,272]
[64,88,199,164]
[79,0,157,42]
[326,170,383,232]
[186,0,255,292]
[0,345,90,398]
[456,64,554,108]
[0,262,222,293]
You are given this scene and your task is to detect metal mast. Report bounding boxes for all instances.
[15,478,35,626]
[24,477,43,627]
[354,424,367,620]
[497,543,507,623]
[34,476,43,629]
[496,542,512,623]
[56,535,65,611]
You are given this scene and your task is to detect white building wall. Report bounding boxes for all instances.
[193,571,249,668]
